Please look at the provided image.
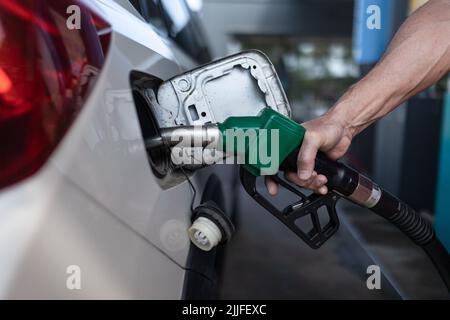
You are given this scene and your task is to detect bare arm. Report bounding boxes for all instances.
[266,0,450,195]
[332,0,450,136]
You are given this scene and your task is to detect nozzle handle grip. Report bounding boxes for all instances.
[280,148,359,197]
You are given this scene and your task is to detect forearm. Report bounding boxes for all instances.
[328,0,450,136]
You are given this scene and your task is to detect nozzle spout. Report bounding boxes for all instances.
[145,124,221,149]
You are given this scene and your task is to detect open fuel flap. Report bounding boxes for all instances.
[130,50,292,186]
[155,50,291,128]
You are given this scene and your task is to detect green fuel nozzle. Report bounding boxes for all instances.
[217,107,305,176]
[149,107,306,176]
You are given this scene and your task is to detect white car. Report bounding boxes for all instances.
[0,0,236,299]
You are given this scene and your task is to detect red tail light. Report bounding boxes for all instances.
[0,0,111,190]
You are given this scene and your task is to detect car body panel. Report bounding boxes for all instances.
[0,0,232,298]
[51,0,199,267]
[0,166,185,299]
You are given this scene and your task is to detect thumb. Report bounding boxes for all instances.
[264,176,279,196]
[297,132,319,181]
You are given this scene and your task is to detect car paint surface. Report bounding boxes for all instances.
[0,0,235,298]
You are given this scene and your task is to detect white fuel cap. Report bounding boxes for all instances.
[188,216,223,251]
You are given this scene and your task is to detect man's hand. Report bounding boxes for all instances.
[265,111,353,195]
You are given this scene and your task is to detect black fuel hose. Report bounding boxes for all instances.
[281,149,450,292]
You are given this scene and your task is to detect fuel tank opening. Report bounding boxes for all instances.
[130,71,171,178]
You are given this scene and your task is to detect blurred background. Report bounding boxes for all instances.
[132,0,450,299]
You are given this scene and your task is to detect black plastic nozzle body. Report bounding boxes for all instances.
[280,148,359,197]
